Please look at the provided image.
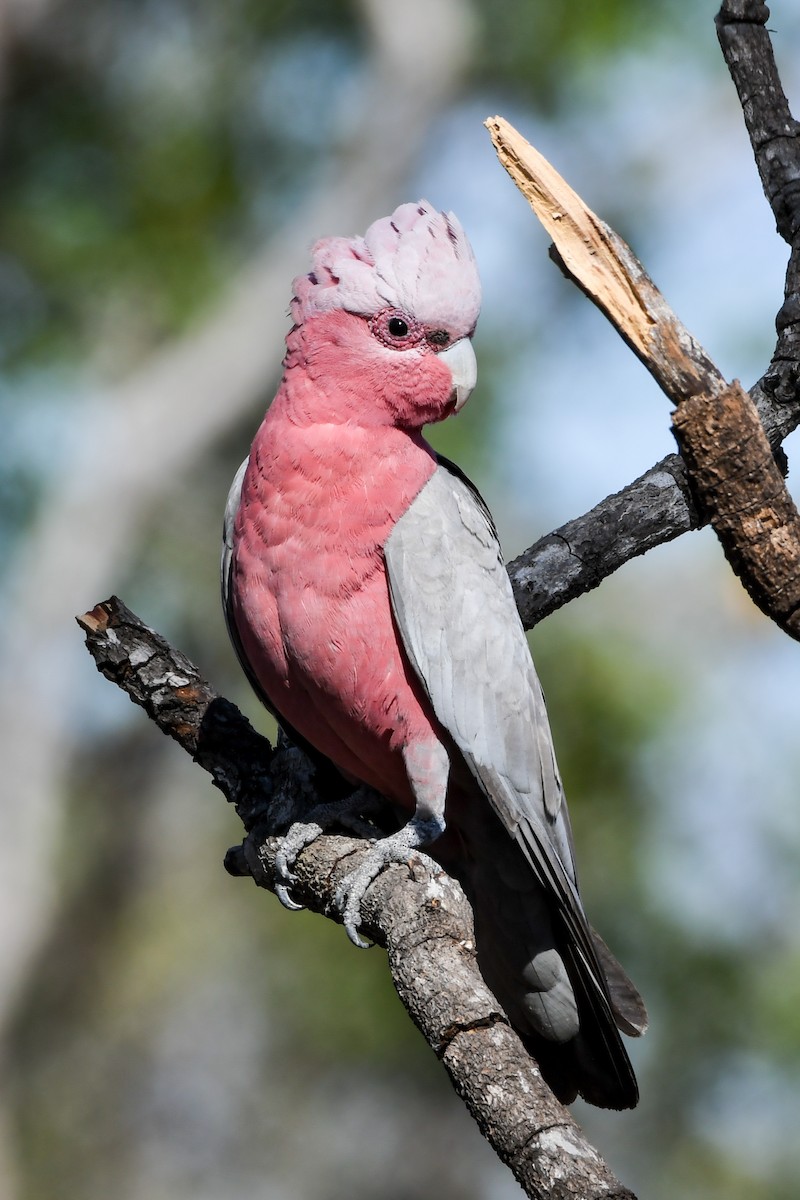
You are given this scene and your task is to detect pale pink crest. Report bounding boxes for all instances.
[291,200,481,335]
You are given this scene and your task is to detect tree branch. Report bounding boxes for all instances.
[77,596,636,1200]
[501,4,800,630]
[716,0,800,246]
[488,100,800,639]
[716,0,800,429]
[508,453,697,627]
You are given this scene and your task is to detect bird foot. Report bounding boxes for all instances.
[274,785,386,911]
[334,815,445,948]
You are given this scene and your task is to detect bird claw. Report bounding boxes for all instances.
[274,819,328,910]
[275,884,306,912]
[274,786,386,911]
[333,816,444,949]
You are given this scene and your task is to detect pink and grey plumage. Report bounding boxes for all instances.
[222,200,646,1108]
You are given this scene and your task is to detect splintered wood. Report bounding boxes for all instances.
[485,113,800,640]
[485,116,653,362]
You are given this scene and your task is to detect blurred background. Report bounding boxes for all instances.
[1,1,800,1197]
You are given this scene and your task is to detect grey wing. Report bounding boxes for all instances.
[385,463,574,876]
[384,463,622,1017]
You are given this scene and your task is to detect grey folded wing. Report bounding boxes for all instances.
[384,460,573,877]
[384,460,642,1033]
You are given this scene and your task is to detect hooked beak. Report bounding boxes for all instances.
[439,337,477,412]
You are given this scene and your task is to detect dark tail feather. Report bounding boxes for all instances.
[445,812,642,1109]
[590,926,648,1037]
[556,935,640,1109]
[477,896,641,1109]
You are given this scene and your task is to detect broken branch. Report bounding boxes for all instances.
[486,113,800,641]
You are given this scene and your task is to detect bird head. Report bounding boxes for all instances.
[286,201,481,429]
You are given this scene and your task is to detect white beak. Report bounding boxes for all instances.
[439,337,477,412]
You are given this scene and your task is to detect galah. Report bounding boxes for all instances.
[222,200,646,1108]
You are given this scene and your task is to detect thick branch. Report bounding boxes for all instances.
[509,453,696,628]
[77,596,636,1200]
[673,384,800,630]
[487,114,800,641]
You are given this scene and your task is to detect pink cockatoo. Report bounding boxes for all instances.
[222,200,646,1108]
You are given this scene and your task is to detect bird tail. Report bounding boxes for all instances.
[444,809,646,1109]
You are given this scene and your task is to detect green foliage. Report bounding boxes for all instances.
[265,909,426,1070]
[0,0,697,373]
[752,948,800,1065]
[1,39,237,361]
[0,0,361,370]
[472,0,687,107]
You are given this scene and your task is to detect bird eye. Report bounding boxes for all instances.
[369,309,421,349]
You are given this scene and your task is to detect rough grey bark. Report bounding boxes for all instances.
[509,453,696,627]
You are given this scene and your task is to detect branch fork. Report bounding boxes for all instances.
[486,111,800,640]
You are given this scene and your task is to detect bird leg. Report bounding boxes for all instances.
[333,740,450,947]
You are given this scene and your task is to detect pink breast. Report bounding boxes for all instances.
[231,409,440,808]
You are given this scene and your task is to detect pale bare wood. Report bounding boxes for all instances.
[484,115,654,360]
[484,114,721,402]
